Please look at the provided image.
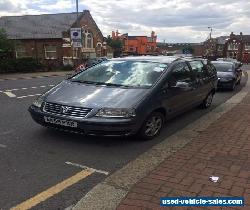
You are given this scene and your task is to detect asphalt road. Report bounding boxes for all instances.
[0,73,248,210]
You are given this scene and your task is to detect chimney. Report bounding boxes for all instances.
[116,30,120,37]
[240,32,243,40]
[151,31,155,38]
[112,31,115,39]
[83,10,90,13]
[230,32,234,39]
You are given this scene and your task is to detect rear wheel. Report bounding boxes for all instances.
[138,112,164,140]
[200,92,214,109]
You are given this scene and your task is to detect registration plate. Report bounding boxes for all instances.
[44,116,77,128]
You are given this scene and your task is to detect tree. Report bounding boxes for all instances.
[106,35,122,57]
[0,28,14,53]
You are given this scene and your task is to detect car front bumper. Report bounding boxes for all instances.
[28,105,139,137]
[217,79,234,89]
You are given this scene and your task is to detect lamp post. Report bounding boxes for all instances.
[76,0,79,24]
[208,27,212,39]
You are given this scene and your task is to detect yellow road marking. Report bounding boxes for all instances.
[10,169,93,210]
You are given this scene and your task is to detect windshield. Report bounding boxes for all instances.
[212,63,234,72]
[71,60,168,87]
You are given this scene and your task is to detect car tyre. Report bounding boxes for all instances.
[200,92,214,109]
[138,112,164,140]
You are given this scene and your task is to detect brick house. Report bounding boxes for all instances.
[0,10,105,68]
[203,32,250,62]
[224,32,250,63]
[202,36,229,59]
[112,30,157,55]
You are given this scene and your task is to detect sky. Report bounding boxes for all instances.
[0,0,250,43]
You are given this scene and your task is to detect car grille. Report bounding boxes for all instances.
[43,102,92,118]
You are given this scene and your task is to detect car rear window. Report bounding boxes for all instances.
[212,63,234,72]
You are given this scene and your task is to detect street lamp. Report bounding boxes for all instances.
[208,27,213,39]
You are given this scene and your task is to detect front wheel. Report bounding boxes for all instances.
[138,112,164,140]
[200,92,214,109]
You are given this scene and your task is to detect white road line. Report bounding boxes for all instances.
[4,92,16,98]
[65,161,109,176]
[5,84,55,92]
[17,93,42,99]
[0,144,7,148]
[5,88,19,91]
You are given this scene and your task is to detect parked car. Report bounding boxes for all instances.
[29,56,217,140]
[211,61,242,90]
[217,58,243,69]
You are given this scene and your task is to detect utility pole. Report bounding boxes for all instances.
[76,0,79,26]
[208,27,212,39]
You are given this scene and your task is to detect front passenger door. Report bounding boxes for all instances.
[162,62,196,116]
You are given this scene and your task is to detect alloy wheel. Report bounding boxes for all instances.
[145,115,163,137]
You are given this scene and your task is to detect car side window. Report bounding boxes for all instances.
[189,61,206,78]
[168,63,192,86]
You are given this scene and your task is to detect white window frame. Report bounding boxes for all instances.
[217,45,223,51]
[15,45,27,58]
[245,43,250,50]
[228,43,238,51]
[44,45,57,60]
[82,29,93,49]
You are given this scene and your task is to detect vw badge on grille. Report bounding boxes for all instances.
[61,106,69,114]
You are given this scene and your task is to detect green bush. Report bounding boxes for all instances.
[0,57,44,73]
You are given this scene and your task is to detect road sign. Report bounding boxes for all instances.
[70,28,82,48]
[70,28,82,40]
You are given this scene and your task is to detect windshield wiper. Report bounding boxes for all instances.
[104,83,131,87]
[71,80,131,87]
[71,80,101,85]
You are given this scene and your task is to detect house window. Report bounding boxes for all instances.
[82,29,93,49]
[228,43,238,50]
[217,45,223,51]
[44,45,57,59]
[82,33,86,48]
[147,37,152,42]
[245,43,250,50]
[15,44,27,58]
[87,33,93,48]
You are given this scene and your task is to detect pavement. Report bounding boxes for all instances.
[0,70,72,81]
[71,71,250,210]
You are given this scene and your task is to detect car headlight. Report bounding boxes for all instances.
[95,108,136,118]
[32,97,44,108]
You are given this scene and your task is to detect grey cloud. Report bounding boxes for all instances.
[0,0,19,12]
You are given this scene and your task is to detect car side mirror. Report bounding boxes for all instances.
[172,81,190,89]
